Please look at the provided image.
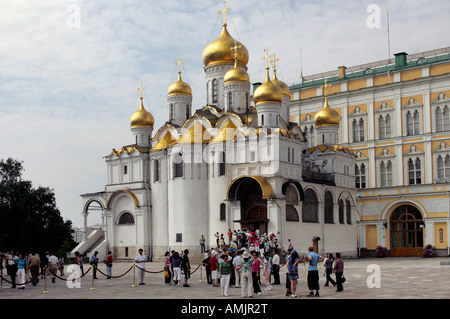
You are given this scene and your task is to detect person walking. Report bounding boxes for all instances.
[324,253,336,287]
[28,252,40,286]
[232,250,242,288]
[48,252,59,283]
[219,254,231,296]
[240,250,253,298]
[251,252,262,296]
[134,249,147,285]
[306,246,324,297]
[172,251,182,286]
[333,252,344,292]
[6,251,18,288]
[199,235,206,253]
[58,255,65,276]
[271,249,280,285]
[16,253,27,290]
[105,251,113,279]
[262,251,272,291]
[287,250,299,297]
[182,249,191,287]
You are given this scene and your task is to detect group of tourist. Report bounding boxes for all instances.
[0,251,64,289]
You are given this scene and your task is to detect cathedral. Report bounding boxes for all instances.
[74,5,358,261]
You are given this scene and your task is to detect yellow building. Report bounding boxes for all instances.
[289,47,450,256]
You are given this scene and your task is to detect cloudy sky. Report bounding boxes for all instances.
[1,0,449,228]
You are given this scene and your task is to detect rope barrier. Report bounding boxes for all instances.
[96,265,134,278]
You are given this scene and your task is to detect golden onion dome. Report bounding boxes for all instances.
[202,23,249,68]
[168,71,192,96]
[130,97,154,128]
[224,60,250,84]
[314,96,340,127]
[253,68,283,105]
[272,70,290,97]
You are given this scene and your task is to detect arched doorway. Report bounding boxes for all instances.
[390,204,424,256]
[228,176,273,234]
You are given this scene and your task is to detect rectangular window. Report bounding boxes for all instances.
[123,165,128,175]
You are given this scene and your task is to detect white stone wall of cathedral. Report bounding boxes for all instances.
[280,96,291,124]
[167,94,192,127]
[167,160,208,252]
[150,154,169,259]
[255,102,282,128]
[205,64,233,107]
[223,81,250,114]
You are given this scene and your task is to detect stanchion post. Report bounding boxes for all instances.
[90,265,96,290]
[199,263,203,282]
[42,265,49,294]
[131,264,137,287]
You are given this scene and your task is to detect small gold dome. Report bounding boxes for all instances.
[168,71,192,96]
[253,68,283,105]
[130,98,154,128]
[272,70,290,97]
[314,97,340,127]
[202,23,249,68]
[224,61,250,84]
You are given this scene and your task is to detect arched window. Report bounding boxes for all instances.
[228,91,232,109]
[302,189,318,222]
[324,191,334,223]
[436,105,450,132]
[352,118,365,142]
[220,203,226,220]
[407,110,420,135]
[118,212,135,225]
[437,154,450,179]
[212,79,218,103]
[380,160,393,187]
[338,199,344,224]
[186,105,190,120]
[173,152,183,178]
[346,199,352,224]
[379,114,391,139]
[408,158,421,185]
[153,159,160,182]
[355,163,366,189]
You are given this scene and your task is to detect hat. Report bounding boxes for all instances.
[242,251,250,258]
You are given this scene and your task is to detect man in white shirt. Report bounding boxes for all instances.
[48,252,59,283]
[271,249,280,285]
[232,250,242,288]
[135,249,147,285]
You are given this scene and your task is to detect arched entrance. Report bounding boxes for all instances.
[227,176,273,234]
[390,204,424,256]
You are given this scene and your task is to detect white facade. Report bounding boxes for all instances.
[77,22,358,261]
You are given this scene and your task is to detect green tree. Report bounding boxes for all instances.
[0,158,76,256]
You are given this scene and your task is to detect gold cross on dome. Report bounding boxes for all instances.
[270,53,280,71]
[218,1,231,24]
[138,81,146,98]
[262,48,274,69]
[321,79,331,97]
[230,40,242,59]
[175,55,184,73]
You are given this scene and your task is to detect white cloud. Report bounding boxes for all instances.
[0,0,449,227]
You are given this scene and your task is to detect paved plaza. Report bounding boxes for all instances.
[1,256,449,300]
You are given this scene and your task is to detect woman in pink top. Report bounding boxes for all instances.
[251,252,262,295]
